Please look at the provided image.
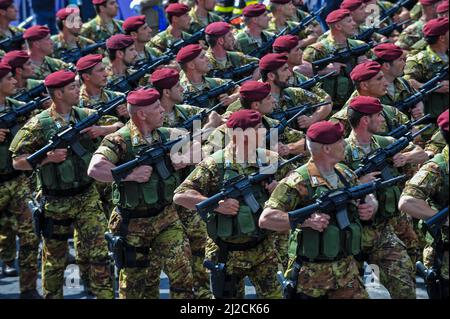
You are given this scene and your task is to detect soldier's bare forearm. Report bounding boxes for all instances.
[399,196,437,220]
[312,103,332,122]
[404,147,428,165]
[173,190,208,211]
[259,208,291,232]
[87,154,116,183]
[12,155,33,171]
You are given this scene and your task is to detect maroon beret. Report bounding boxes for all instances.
[92,0,107,4]
[350,61,382,82]
[76,54,103,72]
[166,3,189,17]
[240,81,271,102]
[226,109,262,129]
[243,4,267,17]
[205,22,232,37]
[151,68,180,90]
[259,53,288,72]
[307,121,345,144]
[44,70,76,88]
[1,50,29,69]
[437,109,449,132]
[325,9,351,24]
[270,0,291,4]
[423,17,449,37]
[349,96,383,114]
[176,44,202,64]
[340,0,364,11]
[56,6,80,20]
[0,0,13,10]
[106,34,134,50]
[373,43,403,61]
[437,0,449,13]
[127,88,160,107]
[0,62,12,79]
[273,35,300,53]
[123,15,146,33]
[419,0,441,5]
[23,25,51,42]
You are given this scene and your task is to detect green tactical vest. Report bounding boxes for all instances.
[287,165,362,261]
[111,126,181,212]
[205,150,269,244]
[37,107,95,192]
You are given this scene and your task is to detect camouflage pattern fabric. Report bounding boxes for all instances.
[81,15,124,43]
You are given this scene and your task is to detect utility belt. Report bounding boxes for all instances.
[0,170,21,183]
[42,183,92,198]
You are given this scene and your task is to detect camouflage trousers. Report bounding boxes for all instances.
[273,232,290,272]
[0,174,39,293]
[205,234,281,299]
[286,255,368,299]
[390,213,420,264]
[178,208,211,299]
[41,185,113,299]
[362,221,416,299]
[108,205,194,299]
[423,246,449,280]
[0,213,16,264]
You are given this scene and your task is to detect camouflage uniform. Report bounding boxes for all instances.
[9,104,113,299]
[344,132,417,299]
[234,29,275,55]
[267,19,306,39]
[51,33,96,61]
[149,26,192,53]
[0,98,40,294]
[175,147,289,299]
[303,34,369,109]
[180,74,230,109]
[404,45,449,120]
[95,121,194,299]
[205,48,259,78]
[29,56,73,81]
[395,19,426,51]
[0,25,25,52]
[138,44,163,65]
[292,8,322,39]
[188,7,223,34]
[330,90,409,136]
[264,159,368,299]
[425,130,446,155]
[401,145,449,281]
[288,70,331,101]
[81,15,124,43]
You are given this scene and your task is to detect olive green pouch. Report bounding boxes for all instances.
[141,178,159,205]
[0,144,10,171]
[217,214,233,238]
[57,160,75,184]
[40,164,57,186]
[237,205,256,235]
[287,230,300,259]
[300,228,320,260]
[162,175,178,202]
[122,182,140,208]
[345,223,362,256]
[321,224,340,259]
[336,76,351,101]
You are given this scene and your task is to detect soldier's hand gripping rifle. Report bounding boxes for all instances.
[416,206,449,299]
[380,0,412,20]
[354,124,433,180]
[269,101,329,123]
[287,4,326,36]
[26,97,124,168]
[248,26,289,58]
[394,83,442,113]
[106,54,174,93]
[387,114,433,139]
[181,101,224,132]
[419,65,449,92]
[288,175,406,229]
[210,62,258,80]
[297,71,337,90]
[184,75,252,107]
[0,96,50,137]
[195,154,303,221]
[311,41,378,73]
[60,41,106,64]
[11,83,47,102]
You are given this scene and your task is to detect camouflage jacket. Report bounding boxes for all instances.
[292,8,322,37]
[234,28,275,55]
[139,44,163,64]
[51,33,96,61]
[188,7,223,34]
[425,130,446,155]
[267,18,306,39]
[29,56,73,81]
[205,48,259,75]
[288,70,330,100]
[81,15,124,43]
[78,85,125,124]
[149,26,192,53]
[0,25,24,40]
[381,76,416,107]
[180,74,229,109]
[395,19,425,51]
[331,90,409,135]
[163,104,204,128]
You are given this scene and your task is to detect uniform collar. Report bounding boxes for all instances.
[127,120,162,148]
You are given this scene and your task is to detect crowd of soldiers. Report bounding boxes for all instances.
[0,0,448,300]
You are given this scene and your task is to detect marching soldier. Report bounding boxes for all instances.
[343,96,428,298]
[260,120,378,299]
[81,0,124,44]
[399,109,449,299]
[52,7,97,61]
[0,0,24,44]
[149,3,192,53]
[105,34,139,83]
[174,109,289,299]
[234,4,274,55]
[23,26,72,81]
[10,70,118,299]
[87,87,195,299]
[303,9,369,109]
[189,0,223,34]
[331,61,410,135]
[437,0,449,17]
